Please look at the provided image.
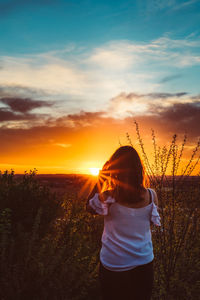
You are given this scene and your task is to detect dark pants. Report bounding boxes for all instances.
[99,260,154,300]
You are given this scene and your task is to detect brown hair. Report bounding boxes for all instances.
[99,146,146,204]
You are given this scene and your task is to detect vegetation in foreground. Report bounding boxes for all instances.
[0,125,200,300]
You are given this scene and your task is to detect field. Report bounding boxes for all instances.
[0,170,199,300]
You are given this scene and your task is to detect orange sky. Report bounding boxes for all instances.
[1,111,199,175]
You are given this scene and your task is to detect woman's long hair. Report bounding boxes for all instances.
[99,146,146,204]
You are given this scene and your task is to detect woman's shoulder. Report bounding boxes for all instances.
[116,188,152,209]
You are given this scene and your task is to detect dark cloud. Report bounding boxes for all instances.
[66,111,104,121]
[156,101,200,123]
[135,101,200,139]
[49,110,105,127]
[0,97,53,113]
[0,108,36,122]
[0,85,49,98]
[0,95,54,125]
[159,74,182,83]
[191,94,200,100]
[146,92,188,99]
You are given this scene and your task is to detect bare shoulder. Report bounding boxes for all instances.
[149,188,158,206]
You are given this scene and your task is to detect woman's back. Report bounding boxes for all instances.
[100,188,159,271]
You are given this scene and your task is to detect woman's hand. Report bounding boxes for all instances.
[98,190,114,202]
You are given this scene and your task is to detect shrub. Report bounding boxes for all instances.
[0,170,61,299]
[0,169,102,300]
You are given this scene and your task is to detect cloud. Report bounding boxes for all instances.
[133,100,200,140]
[159,74,182,83]
[146,92,188,99]
[108,91,189,118]
[0,95,55,127]
[154,101,200,122]
[53,143,72,148]
[0,53,91,108]
[88,42,136,70]
[110,92,188,102]
[0,84,49,98]
[0,108,36,122]
[0,97,53,113]
[0,87,198,136]
[0,36,199,120]
[106,92,200,140]
[191,94,200,100]
[48,111,105,128]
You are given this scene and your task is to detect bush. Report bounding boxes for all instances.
[0,170,102,300]
[0,169,61,237]
[0,170,60,299]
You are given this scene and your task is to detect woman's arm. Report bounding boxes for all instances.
[150,188,161,226]
[151,189,158,206]
[86,161,113,215]
[86,183,98,214]
[86,185,115,216]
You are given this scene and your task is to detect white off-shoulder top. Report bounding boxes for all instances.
[88,188,161,271]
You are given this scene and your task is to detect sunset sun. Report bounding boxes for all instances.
[89,168,100,176]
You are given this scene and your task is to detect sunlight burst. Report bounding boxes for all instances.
[89,167,100,176]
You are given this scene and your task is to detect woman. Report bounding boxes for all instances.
[86,146,161,300]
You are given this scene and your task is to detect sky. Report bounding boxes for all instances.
[0,0,200,174]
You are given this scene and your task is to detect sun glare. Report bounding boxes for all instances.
[89,168,100,176]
